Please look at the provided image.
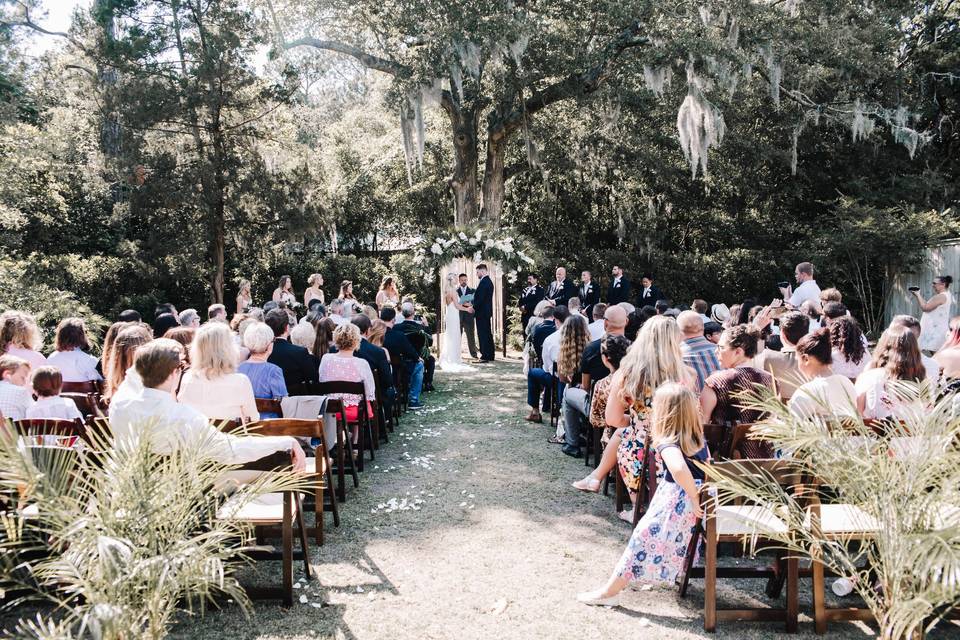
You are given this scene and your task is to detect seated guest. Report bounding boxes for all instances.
[889,315,941,383]
[0,355,33,419]
[572,334,633,492]
[162,327,195,367]
[624,310,643,342]
[208,303,227,324]
[587,303,607,341]
[352,315,395,408]
[829,316,869,380]
[754,311,806,401]
[525,300,553,360]
[110,339,304,471]
[178,322,259,422]
[561,306,626,457]
[178,308,201,328]
[265,309,319,394]
[320,323,377,441]
[46,317,102,382]
[311,317,337,359]
[0,311,46,373]
[654,299,669,316]
[799,300,821,333]
[725,304,742,329]
[396,302,435,392]
[703,321,723,345]
[710,303,730,325]
[26,366,83,422]
[328,299,348,326]
[554,314,590,453]
[152,312,180,339]
[701,324,774,458]
[237,322,287,419]
[104,325,153,405]
[856,325,926,420]
[381,307,424,409]
[99,321,136,380]
[361,305,379,323]
[789,328,859,419]
[820,287,842,307]
[678,311,720,392]
[531,306,559,362]
[369,319,389,352]
[692,299,710,324]
[821,301,848,326]
[290,322,316,354]
[934,318,960,381]
[118,309,141,322]
[568,297,583,317]
[155,303,177,319]
[525,305,570,422]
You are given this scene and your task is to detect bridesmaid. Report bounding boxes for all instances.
[236,279,253,315]
[305,273,325,307]
[272,275,297,306]
[376,276,400,308]
[339,280,359,314]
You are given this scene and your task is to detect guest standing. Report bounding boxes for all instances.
[579,271,600,319]
[636,273,666,308]
[780,261,822,309]
[545,267,576,307]
[339,280,359,315]
[46,317,102,382]
[911,275,954,353]
[519,274,545,330]
[272,275,297,307]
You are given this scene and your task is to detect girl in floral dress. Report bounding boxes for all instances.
[577,382,708,606]
[603,316,697,522]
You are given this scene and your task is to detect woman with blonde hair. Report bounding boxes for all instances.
[304,273,325,307]
[319,322,377,443]
[376,276,400,308]
[0,310,46,372]
[605,316,696,521]
[178,322,258,421]
[578,382,708,606]
[369,320,391,359]
[236,279,253,315]
[855,325,926,420]
[104,324,153,404]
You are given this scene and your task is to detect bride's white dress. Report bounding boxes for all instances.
[439,300,475,373]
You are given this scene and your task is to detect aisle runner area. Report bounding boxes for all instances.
[171,361,904,640]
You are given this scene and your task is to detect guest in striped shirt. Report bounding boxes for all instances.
[677,311,720,392]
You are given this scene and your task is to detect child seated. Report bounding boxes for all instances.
[0,355,34,420]
[25,366,83,422]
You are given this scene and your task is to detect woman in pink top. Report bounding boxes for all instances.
[1,311,47,382]
[178,322,259,422]
[318,322,376,442]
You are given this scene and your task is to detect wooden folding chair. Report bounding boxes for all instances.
[389,353,408,416]
[612,429,657,524]
[549,363,561,432]
[13,418,87,444]
[62,392,105,421]
[61,380,103,395]
[244,418,338,546]
[314,381,375,472]
[373,376,391,441]
[703,422,734,460]
[320,397,358,502]
[679,459,806,633]
[584,380,599,467]
[255,398,284,418]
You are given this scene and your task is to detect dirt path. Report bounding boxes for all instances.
[171,360,955,640]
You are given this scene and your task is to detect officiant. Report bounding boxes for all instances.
[519,274,545,330]
[456,273,478,360]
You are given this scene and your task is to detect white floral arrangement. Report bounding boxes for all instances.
[413,224,541,286]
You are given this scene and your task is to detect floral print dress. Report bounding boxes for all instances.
[615,387,654,496]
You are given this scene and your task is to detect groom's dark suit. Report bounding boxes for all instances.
[474,274,495,361]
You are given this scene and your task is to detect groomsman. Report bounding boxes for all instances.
[518,274,545,330]
[607,265,631,305]
[546,267,576,307]
[578,271,600,319]
[637,273,667,308]
[456,273,477,359]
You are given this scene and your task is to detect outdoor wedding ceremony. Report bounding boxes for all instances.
[0,0,958,638]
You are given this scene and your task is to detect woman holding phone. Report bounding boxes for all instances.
[911,275,953,352]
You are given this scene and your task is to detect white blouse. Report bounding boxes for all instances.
[178,370,260,421]
[47,348,102,382]
[26,395,83,422]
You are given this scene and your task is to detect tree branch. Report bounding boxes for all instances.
[495,21,650,140]
[283,37,411,78]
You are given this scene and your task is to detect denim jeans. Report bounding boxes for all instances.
[527,368,563,411]
[562,387,589,450]
[408,360,425,403]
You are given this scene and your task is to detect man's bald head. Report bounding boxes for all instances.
[677,310,704,338]
[603,305,628,335]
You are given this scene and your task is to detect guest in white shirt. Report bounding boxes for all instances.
[0,311,46,379]
[109,339,304,471]
[780,261,822,310]
[25,366,83,422]
[587,303,607,341]
[788,329,859,419]
[828,316,870,380]
[46,317,102,383]
[103,325,152,404]
[855,326,928,420]
[889,315,942,384]
[0,355,33,420]
[179,322,259,421]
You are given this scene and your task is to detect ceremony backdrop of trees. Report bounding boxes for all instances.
[0,0,957,343]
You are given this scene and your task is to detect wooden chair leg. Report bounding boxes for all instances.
[313,484,324,546]
[282,493,294,607]
[324,450,340,527]
[354,420,365,473]
[813,549,827,634]
[679,526,701,597]
[294,493,312,578]
[786,555,798,633]
[334,418,346,502]
[704,518,717,632]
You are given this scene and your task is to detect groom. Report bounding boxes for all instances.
[474,264,495,363]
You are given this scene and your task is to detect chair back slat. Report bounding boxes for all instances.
[255,397,284,417]
[702,422,733,460]
[314,381,366,396]
[62,392,105,419]
[244,418,322,439]
[62,380,102,395]
[13,418,86,438]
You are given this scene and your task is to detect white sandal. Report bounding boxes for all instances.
[572,476,601,493]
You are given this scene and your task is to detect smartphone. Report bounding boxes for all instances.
[908,286,920,292]
[777,281,789,289]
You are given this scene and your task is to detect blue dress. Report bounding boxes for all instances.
[237,361,287,418]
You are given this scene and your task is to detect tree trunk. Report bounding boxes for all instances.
[448,106,480,227]
[480,133,507,224]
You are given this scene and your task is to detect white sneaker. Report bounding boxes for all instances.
[576,591,621,607]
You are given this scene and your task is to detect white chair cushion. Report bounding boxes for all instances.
[716,504,788,536]
[20,503,39,519]
[303,457,326,475]
[805,504,880,535]
[216,492,294,524]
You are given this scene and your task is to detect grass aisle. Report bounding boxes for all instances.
[171,360,948,640]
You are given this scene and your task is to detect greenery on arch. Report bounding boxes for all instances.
[412,225,542,285]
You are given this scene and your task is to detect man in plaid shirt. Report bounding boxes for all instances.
[678,311,720,392]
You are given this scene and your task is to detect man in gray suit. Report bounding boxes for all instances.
[456,273,478,359]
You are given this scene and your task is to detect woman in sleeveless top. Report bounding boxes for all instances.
[912,275,953,353]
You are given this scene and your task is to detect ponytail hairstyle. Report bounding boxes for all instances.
[795,327,833,365]
[936,275,953,289]
[722,323,762,358]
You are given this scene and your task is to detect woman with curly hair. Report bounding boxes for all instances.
[604,316,696,522]
[829,315,869,380]
[556,314,589,384]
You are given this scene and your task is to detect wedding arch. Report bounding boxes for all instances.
[412,225,541,357]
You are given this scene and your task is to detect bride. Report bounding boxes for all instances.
[440,273,476,372]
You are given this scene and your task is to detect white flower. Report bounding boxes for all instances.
[473,251,482,262]
[474,229,483,239]
[523,254,535,265]
[469,238,478,245]
[430,243,442,255]
[484,239,495,248]
[458,232,468,240]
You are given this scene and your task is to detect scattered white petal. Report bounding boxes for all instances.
[459,502,467,507]
[356,586,365,593]
[310,602,324,609]
[299,595,309,604]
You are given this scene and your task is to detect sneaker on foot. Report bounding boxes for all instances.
[409,402,424,410]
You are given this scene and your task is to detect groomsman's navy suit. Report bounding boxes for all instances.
[637,285,666,309]
[606,276,631,305]
[546,278,576,307]
[579,280,600,318]
[474,274,495,361]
